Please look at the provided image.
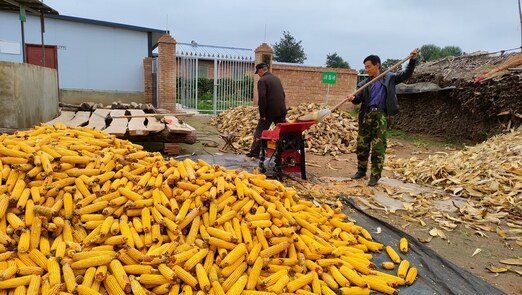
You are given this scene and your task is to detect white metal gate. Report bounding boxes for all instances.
[176,43,254,114]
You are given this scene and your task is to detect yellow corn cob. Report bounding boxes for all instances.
[62,263,77,292]
[207,237,236,250]
[184,248,209,271]
[385,245,401,263]
[71,255,114,270]
[381,261,396,270]
[225,274,248,295]
[405,266,417,285]
[212,280,226,295]
[173,265,198,288]
[399,237,408,253]
[195,264,211,292]
[103,274,125,295]
[245,256,264,290]
[137,274,169,286]
[26,275,41,295]
[221,256,246,278]
[0,261,17,280]
[47,256,61,286]
[0,194,9,218]
[28,249,48,270]
[17,230,31,253]
[109,259,131,293]
[329,265,350,287]
[16,266,44,276]
[0,274,33,289]
[118,187,144,201]
[320,272,339,290]
[222,262,248,292]
[397,259,410,278]
[363,276,398,295]
[81,267,97,288]
[76,285,102,295]
[287,271,315,293]
[156,264,175,282]
[260,241,289,258]
[219,243,247,267]
[6,212,25,231]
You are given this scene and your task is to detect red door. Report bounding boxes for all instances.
[26,44,58,70]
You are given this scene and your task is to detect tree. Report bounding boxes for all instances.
[272,31,307,63]
[440,46,463,57]
[325,52,350,68]
[420,44,463,61]
[381,58,402,72]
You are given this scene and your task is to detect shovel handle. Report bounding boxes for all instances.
[330,53,414,112]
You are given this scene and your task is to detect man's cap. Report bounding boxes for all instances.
[255,63,268,74]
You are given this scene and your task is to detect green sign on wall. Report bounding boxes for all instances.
[322,71,337,84]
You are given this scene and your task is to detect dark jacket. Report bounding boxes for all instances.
[258,72,286,119]
[352,59,416,125]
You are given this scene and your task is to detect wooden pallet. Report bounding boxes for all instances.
[85,109,111,130]
[63,111,91,127]
[127,110,149,136]
[102,110,127,136]
[46,111,76,125]
[46,109,197,144]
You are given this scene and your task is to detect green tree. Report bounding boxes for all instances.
[325,52,350,68]
[272,31,307,63]
[381,58,402,72]
[419,44,441,61]
[420,44,463,61]
[441,46,463,57]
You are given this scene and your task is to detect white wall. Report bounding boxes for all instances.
[0,11,148,92]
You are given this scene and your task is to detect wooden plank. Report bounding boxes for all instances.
[127,110,149,136]
[85,109,111,130]
[62,111,91,127]
[164,116,196,134]
[146,117,166,133]
[46,111,76,125]
[103,110,128,137]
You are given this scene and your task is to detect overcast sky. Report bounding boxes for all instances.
[45,0,520,70]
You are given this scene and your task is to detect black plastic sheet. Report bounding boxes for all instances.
[339,195,507,295]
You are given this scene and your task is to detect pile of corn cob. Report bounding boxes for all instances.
[0,123,417,294]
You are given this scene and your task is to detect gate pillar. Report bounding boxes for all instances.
[254,43,273,105]
[158,34,177,111]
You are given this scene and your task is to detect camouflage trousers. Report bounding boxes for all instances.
[355,111,388,179]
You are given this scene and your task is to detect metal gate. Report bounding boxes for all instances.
[176,43,254,115]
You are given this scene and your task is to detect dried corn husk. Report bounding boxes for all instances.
[209,104,359,156]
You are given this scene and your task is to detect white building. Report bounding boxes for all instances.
[0,10,165,103]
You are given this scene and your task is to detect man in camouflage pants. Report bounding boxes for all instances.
[348,49,419,186]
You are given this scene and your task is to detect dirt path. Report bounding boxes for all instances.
[176,114,519,295]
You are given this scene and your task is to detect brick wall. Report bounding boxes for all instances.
[158,34,177,111]
[272,64,357,111]
[143,57,153,104]
[253,42,358,112]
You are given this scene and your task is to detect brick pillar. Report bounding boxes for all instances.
[143,57,153,104]
[158,34,177,111]
[253,43,273,105]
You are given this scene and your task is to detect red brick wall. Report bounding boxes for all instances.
[158,34,177,112]
[273,64,358,111]
[143,57,153,104]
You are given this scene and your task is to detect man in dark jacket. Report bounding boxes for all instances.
[348,48,419,186]
[246,63,287,158]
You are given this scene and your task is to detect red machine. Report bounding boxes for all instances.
[259,120,315,180]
